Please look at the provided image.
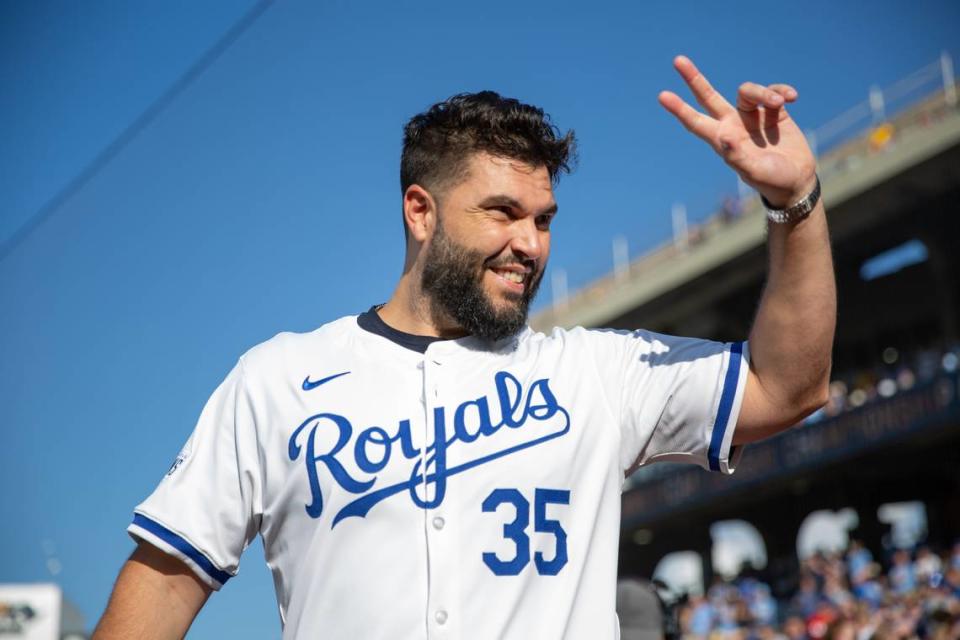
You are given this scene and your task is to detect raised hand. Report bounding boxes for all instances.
[658,55,817,208]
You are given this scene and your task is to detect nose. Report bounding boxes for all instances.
[509,216,545,263]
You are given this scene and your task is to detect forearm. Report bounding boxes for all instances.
[748,196,836,424]
[93,543,211,640]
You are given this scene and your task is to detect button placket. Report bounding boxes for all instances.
[426,508,460,636]
[422,348,461,638]
[420,356,438,637]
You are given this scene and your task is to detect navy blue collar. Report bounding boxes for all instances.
[356,305,446,354]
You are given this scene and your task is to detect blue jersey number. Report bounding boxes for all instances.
[482,487,570,576]
[481,489,530,576]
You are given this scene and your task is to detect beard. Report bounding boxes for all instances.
[420,220,543,342]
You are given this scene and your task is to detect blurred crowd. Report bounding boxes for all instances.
[673,541,960,640]
[805,344,959,425]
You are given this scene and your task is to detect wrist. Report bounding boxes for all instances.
[761,174,819,210]
[761,174,821,225]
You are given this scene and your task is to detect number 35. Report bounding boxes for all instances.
[482,487,570,576]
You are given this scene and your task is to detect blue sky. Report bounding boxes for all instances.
[2,1,958,636]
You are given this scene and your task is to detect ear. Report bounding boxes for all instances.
[403,184,437,243]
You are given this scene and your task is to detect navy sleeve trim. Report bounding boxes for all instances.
[708,341,744,472]
[132,513,232,586]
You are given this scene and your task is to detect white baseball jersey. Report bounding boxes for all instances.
[128,308,749,639]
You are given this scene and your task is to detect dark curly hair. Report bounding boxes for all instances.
[400,91,577,199]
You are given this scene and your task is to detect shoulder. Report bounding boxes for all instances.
[519,326,707,366]
[515,325,649,360]
[520,324,646,349]
[237,315,360,375]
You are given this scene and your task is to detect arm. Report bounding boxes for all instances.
[658,56,835,444]
[737,195,834,442]
[93,542,212,640]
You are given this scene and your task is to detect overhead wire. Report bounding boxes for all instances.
[0,0,276,264]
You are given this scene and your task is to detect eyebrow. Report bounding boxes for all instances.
[477,194,558,217]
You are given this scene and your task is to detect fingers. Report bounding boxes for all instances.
[673,55,733,118]
[768,83,798,101]
[662,56,802,152]
[736,82,788,112]
[658,90,717,143]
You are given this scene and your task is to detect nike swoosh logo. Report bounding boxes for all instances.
[302,371,350,391]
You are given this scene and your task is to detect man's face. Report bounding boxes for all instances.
[420,153,557,341]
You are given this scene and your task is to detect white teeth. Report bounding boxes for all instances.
[500,271,524,284]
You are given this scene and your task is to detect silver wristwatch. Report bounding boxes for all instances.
[761,175,821,224]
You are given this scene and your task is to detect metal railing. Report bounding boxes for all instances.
[543,51,958,317]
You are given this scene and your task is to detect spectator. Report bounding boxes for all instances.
[783,615,808,640]
[793,574,824,619]
[846,540,873,579]
[669,539,960,640]
[890,549,918,595]
[687,594,714,638]
[824,617,856,640]
[851,563,884,610]
[915,546,943,584]
[807,603,837,639]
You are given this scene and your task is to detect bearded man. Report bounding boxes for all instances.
[94,57,835,639]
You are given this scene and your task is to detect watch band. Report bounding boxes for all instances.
[761,175,821,224]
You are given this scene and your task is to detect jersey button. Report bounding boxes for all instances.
[432,516,445,530]
[435,610,448,625]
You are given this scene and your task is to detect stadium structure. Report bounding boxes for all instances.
[532,54,960,598]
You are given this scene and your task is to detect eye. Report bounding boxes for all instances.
[535,214,554,230]
[488,205,515,220]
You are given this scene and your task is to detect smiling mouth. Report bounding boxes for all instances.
[490,267,526,285]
